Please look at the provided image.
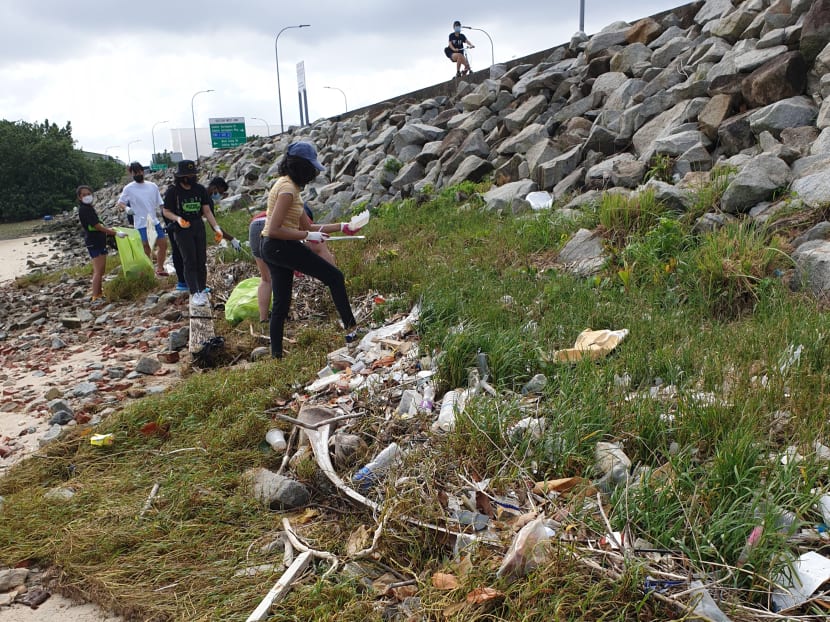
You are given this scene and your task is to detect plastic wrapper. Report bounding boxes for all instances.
[224,277,268,324]
[496,516,556,579]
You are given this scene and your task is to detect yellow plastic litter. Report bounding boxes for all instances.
[90,433,114,446]
[552,328,629,363]
[114,228,154,277]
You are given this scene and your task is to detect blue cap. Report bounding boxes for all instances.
[287,142,325,171]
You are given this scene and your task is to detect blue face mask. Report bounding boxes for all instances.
[454,26,461,33]
[211,193,222,202]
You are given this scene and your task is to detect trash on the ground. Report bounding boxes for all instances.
[818,493,830,525]
[520,373,547,395]
[508,417,546,441]
[552,328,629,362]
[687,580,733,622]
[771,551,830,611]
[432,389,469,433]
[525,191,553,210]
[496,515,556,579]
[778,343,803,375]
[595,441,631,475]
[265,428,287,453]
[533,477,588,496]
[243,467,310,510]
[90,433,114,446]
[353,442,403,491]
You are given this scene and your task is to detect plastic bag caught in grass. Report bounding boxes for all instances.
[224,277,267,324]
[551,328,629,362]
[496,515,556,579]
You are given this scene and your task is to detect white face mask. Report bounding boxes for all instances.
[81,195,94,205]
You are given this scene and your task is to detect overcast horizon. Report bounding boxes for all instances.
[0,0,688,166]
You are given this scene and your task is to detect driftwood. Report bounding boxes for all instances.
[244,551,313,622]
[188,294,214,352]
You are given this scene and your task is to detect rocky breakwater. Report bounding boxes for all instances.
[171,0,830,297]
[0,277,192,467]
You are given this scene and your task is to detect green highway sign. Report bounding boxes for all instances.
[150,163,168,171]
[209,117,247,149]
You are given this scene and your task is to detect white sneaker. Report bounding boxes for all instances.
[191,292,208,306]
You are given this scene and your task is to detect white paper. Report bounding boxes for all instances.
[772,551,830,611]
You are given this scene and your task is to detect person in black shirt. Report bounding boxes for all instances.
[76,185,124,302]
[161,160,225,306]
[448,20,474,77]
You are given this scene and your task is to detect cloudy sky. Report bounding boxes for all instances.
[1,0,686,166]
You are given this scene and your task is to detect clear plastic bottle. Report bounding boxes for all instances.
[432,389,467,432]
[521,373,547,395]
[419,385,435,412]
[352,443,402,491]
[820,493,830,525]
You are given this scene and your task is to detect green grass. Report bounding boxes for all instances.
[2,181,830,620]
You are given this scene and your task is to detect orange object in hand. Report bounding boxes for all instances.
[177,217,191,229]
[213,226,223,243]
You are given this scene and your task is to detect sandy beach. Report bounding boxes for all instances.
[0,236,44,283]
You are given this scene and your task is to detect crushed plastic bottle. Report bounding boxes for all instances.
[521,373,547,395]
[419,384,435,413]
[352,442,402,491]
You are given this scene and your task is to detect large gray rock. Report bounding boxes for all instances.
[710,6,758,41]
[652,130,712,157]
[446,156,494,187]
[734,45,789,73]
[800,0,830,62]
[610,44,653,74]
[793,240,830,296]
[537,146,582,190]
[391,161,425,188]
[0,568,29,592]
[586,154,636,189]
[611,159,646,188]
[792,171,830,207]
[503,95,548,133]
[699,94,735,140]
[721,155,791,213]
[592,72,628,100]
[586,25,630,59]
[749,96,818,137]
[482,180,538,213]
[459,130,490,159]
[558,228,607,276]
[695,0,736,24]
[643,180,695,212]
[497,123,548,155]
[652,37,694,68]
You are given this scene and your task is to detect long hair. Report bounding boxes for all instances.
[278,155,319,187]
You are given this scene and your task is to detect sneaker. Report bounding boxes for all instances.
[345,326,368,344]
[175,282,188,292]
[191,292,208,306]
[155,269,169,277]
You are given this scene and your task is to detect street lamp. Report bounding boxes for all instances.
[127,139,141,164]
[251,117,271,136]
[275,24,310,134]
[463,26,495,66]
[578,0,586,34]
[323,86,348,113]
[191,89,214,162]
[151,120,169,164]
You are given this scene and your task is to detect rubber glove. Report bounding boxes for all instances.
[231,239,242,252]
[177,217,191,229]
[213,226,223,243]
[116,231,127,238]
[125,206,134,215]
[340,223,357,236]
[305,231,329,243]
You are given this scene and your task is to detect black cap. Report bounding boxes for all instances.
[174,160,199,177]
[209,176,228,191]
[129,162,143,174]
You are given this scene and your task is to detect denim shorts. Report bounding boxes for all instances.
[249,218,266,259]
[138,222,166,242]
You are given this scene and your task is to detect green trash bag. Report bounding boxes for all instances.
[114,227,154,277]
[225,277,267,324]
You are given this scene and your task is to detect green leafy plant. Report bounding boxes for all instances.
[644,153,674,183]
[599,188,667,243]
[383,157,403,174]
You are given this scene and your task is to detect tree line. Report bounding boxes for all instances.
[0,119,125,223]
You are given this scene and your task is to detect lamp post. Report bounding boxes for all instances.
[275,24,310,134]
[104,145,119,161]
[579,0,586,34]
[127,139,141,164]
[151,120,169,164]
[462,26,494,66]
[323,86,348,113]
[251,117,271,136]
[191,89,214,162]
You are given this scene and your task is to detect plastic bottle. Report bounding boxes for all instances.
[352,442,402,491]
[521,373,547,395]
[419,385,435,413]
[432,389,467,432]
[265,428,287,453]
[820,493,830,525]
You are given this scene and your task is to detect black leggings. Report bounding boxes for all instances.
[261,237,356,357]
[173,226,207,293]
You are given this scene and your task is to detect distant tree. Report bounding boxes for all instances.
[0,119,124,222]
[153,150,174,167]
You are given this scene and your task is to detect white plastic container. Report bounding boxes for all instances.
[265,428,287,453]
[819,493,830,525]
[431,389,468,433]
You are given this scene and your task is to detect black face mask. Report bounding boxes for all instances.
[133,175,144,183]
[179,176,196,186]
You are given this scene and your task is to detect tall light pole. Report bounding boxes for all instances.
[251,117,271,136]
[323,86,348,113]
[275,24,310,134]
[151,120,169,164]
[463,26,494,66]
[579,0,586,34]
[191,89,214,162]
[127,139,141,164]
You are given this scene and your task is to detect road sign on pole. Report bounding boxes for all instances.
[209,117,247,149]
